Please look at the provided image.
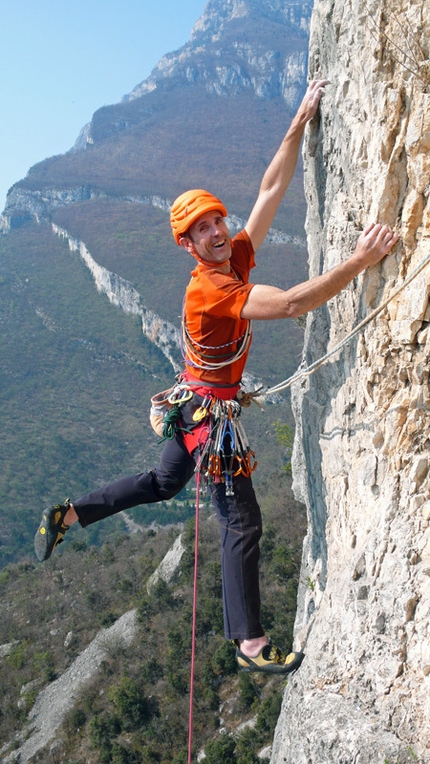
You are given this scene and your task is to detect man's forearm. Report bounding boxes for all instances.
[245,80,329,252]
[259,110,309,198]
[283,258,364,317]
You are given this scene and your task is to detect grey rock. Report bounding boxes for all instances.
[147,533,185,592]
[272,0,430,762]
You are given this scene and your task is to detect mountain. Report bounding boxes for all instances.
[0,1,311,563]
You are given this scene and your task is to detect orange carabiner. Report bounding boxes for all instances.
[234,456,248,477]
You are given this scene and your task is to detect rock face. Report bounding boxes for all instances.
[272,1,430,763]
[146,533,185,593]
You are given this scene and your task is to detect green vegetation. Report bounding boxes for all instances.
[383,748,421,764]
[0,471,306,762]
[273,421,295,474]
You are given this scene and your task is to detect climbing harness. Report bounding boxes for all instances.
[151,383,258,490]
[188,397,257,493]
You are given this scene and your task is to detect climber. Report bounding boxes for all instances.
[34,79,398,674]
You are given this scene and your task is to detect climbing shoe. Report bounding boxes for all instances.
[34,500,71,562]
[235,641,305,674]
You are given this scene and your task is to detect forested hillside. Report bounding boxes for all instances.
[0,474,306,762]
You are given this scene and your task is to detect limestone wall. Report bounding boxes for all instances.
[272,1,430,762]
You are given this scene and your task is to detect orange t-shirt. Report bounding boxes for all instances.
[182,230,255,386]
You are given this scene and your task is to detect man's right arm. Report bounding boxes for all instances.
[241,223,399,320]
[244,79,329,253]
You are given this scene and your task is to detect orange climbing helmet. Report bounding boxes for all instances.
[170,189,228,244]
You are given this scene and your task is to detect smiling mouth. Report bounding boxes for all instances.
[213,240,226,249]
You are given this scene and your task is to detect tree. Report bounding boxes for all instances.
[204,734,236,763]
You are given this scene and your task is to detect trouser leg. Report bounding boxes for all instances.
[73,399,263,642]
[74,433,195,527]
[209,473,264,641]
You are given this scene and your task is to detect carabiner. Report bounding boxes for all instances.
[167,387,193,405]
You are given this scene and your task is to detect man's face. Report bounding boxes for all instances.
[184,210,231,266]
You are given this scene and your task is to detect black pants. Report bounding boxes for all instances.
[73,401,264,640]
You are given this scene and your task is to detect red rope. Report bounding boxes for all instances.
[187,470,201,764]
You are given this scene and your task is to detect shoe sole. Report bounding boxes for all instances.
[34,506,68,562]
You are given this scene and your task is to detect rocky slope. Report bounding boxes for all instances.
[1,611,138,764]
[272,1,430,762]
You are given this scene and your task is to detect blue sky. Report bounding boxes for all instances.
[1,0,206,211]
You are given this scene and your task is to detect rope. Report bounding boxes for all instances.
[187,470,201,764]
[263,250,430,397]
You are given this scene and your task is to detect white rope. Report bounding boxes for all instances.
[182,316,252,371]
[262,250,430,397]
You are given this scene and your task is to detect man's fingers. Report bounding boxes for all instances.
[308,78,331,90]
[307,79,330,101]
[375,225,399,248]
[383,230,399,251]
[360,223,399,254]
[362,222,380,237]
[302,79,330,117]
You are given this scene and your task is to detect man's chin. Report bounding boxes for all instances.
[212,244,232,261]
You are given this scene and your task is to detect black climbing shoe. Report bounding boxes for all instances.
[34,500,71,562]
[235,641,305,674]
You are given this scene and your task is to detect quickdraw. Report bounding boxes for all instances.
[194,397,257,495]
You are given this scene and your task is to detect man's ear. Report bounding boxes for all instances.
[179,235,195,255]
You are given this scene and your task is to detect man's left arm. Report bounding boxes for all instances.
[241,224,399,320]
[245,79,329,252]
